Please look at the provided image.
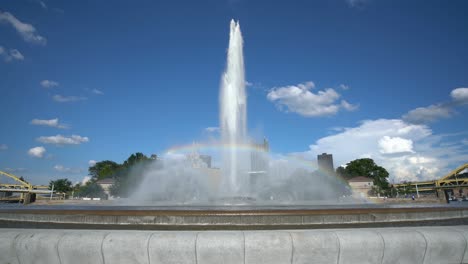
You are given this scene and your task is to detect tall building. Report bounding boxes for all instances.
[250,138,269,172]
[317,153,334,175]
[249,138,269,193]
[199,155,212,168]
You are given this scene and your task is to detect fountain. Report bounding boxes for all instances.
[123,20,351,205]
[220,20,248,196]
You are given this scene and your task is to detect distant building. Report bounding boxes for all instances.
[317,153,334,175]
[348,176,374,196]
[200,155,212,168]
[187,153,209,169]
[249,138,269,192]
[96,178,115,199]
[195,167,221,189]
[250,138,269,172]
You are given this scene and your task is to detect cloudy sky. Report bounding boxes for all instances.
[0,0,467,184]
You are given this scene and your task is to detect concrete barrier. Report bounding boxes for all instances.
[419,227,466,264]
[336,229,384,264]
[58,231,105,264]
[290,230,339,264]
[0,230,20,264]
[0,226,467,264]
[149,232,197,264]
[378,229,426,264]
[197,231,244,264]
[244,231,292,264]
[102,232,151,264]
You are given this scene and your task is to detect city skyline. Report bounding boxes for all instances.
[1,0,468,184]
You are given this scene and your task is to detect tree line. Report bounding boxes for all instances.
[50,155,402,199]
[49,152,157,198]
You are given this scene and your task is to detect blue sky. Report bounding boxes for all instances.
[0,0,467,184]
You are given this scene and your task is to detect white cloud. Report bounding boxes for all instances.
[31,118,68,129]
[0,11,46,45]
[91,89,104,95]
[402,87,468,124]
[37,1,47,9]
[0,46,24,62]
[451,88,468,104]
[28,146,46,158]
[81,176,91,185]
[346,0,369,8]
[408,156,436,165]
[463,139,468,145]
[54,165,82,173]
[341,100,359,111]
[88,160,97,166]
[8,49,23,60]
[163,152,186,161]
[52,94,87,102]
[40,80,59,88]
[205,127,220,132]
[402,104,452,124]
[0,144,7,150]
[267,82,357,117]
[339,84,349,90]
[37,135,89,145]
[298,119,468,183]
[4,167,27,173]
[378,136,414,154]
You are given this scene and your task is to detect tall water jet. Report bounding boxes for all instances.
[220,20,248,194]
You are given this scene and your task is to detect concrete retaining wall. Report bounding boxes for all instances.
[0,226,467,264]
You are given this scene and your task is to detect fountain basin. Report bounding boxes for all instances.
[1,205,467,230]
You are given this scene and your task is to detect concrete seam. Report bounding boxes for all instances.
[451,228,467,263]
[243,231,246,264]
[451,227,468,262]
[101,232,110,264]
[333,231,341,264]
[13,233,22,264]
[460,229,468,262]
[375,230,385,264]
[288,232,294,264]
[195,232,199,264]
[414,230,428,264]
[147,232,155,264]
[56,232,66,264]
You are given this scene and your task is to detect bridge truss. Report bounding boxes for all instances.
[393,163,468,198]
[0,171,51,204]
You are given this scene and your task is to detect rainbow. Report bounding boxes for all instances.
[165,141,322,173]
[165,142,267,154]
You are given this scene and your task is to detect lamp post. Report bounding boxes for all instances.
[50,184,54,200]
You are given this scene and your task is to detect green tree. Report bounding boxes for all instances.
[49,178,73,193]
[336,166,347,178]
[123,152,150,168]
[110,153,156,197]
[342,158,390,192]
[85,153,156,198]
[89,160,120,180]
[77,182,106,198]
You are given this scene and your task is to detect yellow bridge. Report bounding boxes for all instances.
[393,163,468,199]
[0,171,51,204]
